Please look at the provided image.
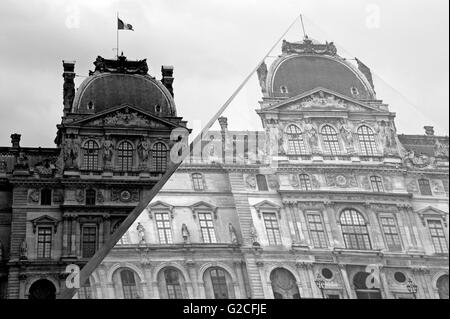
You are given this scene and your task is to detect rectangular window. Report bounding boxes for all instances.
[428,220,448,254]
[192,173,205,191]
[256,174,268,191]
[198,212,216,243]
[155,211,173,244]
[418,179,432,196]
[82,226,97,258]
[370,176,384,192]
[37,227,52,259]
[380,216,402,251]
[307,214,328,248]
[263,213,282,245]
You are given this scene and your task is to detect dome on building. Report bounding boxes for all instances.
[265,39,376,100]
[72,55,176,116]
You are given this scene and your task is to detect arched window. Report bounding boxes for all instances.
[299,174,312,191]
[164,268,184,299]
[286,125,306,155]
[357,126,378,156]
[270,268,300,299]
[370,176,384,192]
[85,189,96,205]
[28,279,56,300]
[152,142,167,173]
[256,174,268,191]
[418,178,432,196]
[437,275,449,299]
[340,209,371,250]
[40,188,52,206]
[353,271,382,299]
[82,140,99,170]
[117,141,134,171]
[321,125,341,155]
[120,269,138,299]
[204,267,234,299]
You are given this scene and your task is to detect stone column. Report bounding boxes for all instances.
[185,260,196,298]
[256,261,272,299]
[283,202,298,244]
[70,216,78,256]
[365,203,384,250]
[62,216,69,256]
[324,202,344,247]
[296,262,313,298]
[233,261,245,298]
[296,204,309,245]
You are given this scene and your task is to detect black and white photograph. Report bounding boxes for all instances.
[0,0,448,311]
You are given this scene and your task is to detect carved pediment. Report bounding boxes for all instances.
[70,105,178,129]
[265,88,384,113]
[253,200,281,218]
[190,201,217,211]
[148,201,173,211]
[29,215,60,233]
[416,206,448,227]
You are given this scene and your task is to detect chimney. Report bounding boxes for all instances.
[424,126,435,136]
[11,133,21,148]
[161,65,174,97]
[63,60,76,116]
[218,117,228,132]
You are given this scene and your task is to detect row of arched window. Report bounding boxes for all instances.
[286,124,379,156]
[82,140,168,172]
[79,266,235,299]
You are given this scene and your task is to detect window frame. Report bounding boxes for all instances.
[82,140,100,171]
[152,142,168,173]
[427,219,448,254]
[321,125,342,155]
[418,178,433,196]
[305,212,328,248]
[117,140,134,171]
[298,174,312,191]
[191,172,205,191]
[81,224,98,258]
[339,209,372,250]
[370,175,384,193]
[286,124,307,155]
[154,210,173,244]
[256,174,269,191]
[85,189,96,206]
[209,267,230,299]
[40,188,52,206]
[262,212,282,246]
[378,214,402,251]
[120,269,139,299]
[164,268,184,299]
[198,211,217,244]
[357,125,378,156]
[36,226,53,259]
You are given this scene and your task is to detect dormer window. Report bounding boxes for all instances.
[280,86,288,94]
[350,87,359,96]
[155,104,162,113]
[87,101,94,110]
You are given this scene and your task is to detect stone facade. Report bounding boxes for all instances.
[0,55,189,299]
[84,39,449,299]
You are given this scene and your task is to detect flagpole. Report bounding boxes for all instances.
[116,12,119,58]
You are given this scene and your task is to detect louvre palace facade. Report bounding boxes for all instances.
[85,38,449,299]
[0,37,448,299]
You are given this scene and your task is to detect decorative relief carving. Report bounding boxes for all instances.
[403,149,436,169]
[52,190,64,203]
[96,190,105,203]
[325,174,358,188]
[93,55,149,75]
[34,159,56,177]
[406,180,419,194]
[360,176,371,191]
[267,175,280,190]
[62,137,80,168]
[245,174,257,189]
[75,189,85,203]
[311,175,321,189]
[282,39,337,56]
[431,180,445,195]
[111,189,139,202]
[102,137,114,164]
[0,160,7,173]
[28,189,40,204]
[434,139,449,158]
[383,176,393,192]
[137,138,150,163]
[289,174,299,188]
[89,109,166,128]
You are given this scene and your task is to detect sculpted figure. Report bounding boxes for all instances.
[102,138,114,163]
[303,119,319,149]
[137,138,150,162]
[136,222,146,244]
[249,223,259,245]
[20,239,27,259]
[229,223,238,245]
[256,61,268,93]
[339,119,354,149]
[434,139,449,158]
[182,223,190,243]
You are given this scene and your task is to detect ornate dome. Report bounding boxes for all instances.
[265,39,376,100]
[72,56,176,116]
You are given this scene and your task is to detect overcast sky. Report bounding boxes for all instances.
[0,0,448,148]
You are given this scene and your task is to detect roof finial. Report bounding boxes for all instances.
[300,14,308,40]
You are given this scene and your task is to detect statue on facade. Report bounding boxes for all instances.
[229,223,239,245]
[256,61,268,94]
[249,223,259,246]
[16,151,29,168]
[20,239,27,259]
[378,120,397,154]
[102,137,114,164]
[303,119,319,152]
[339,119,355,152]
[63,138,80,168]
[434,139,449,158]
[0,160,6,174]
[136,222,146,244]
[0,240,3,260]
[137,138,150,162]
[181,223,190,244]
